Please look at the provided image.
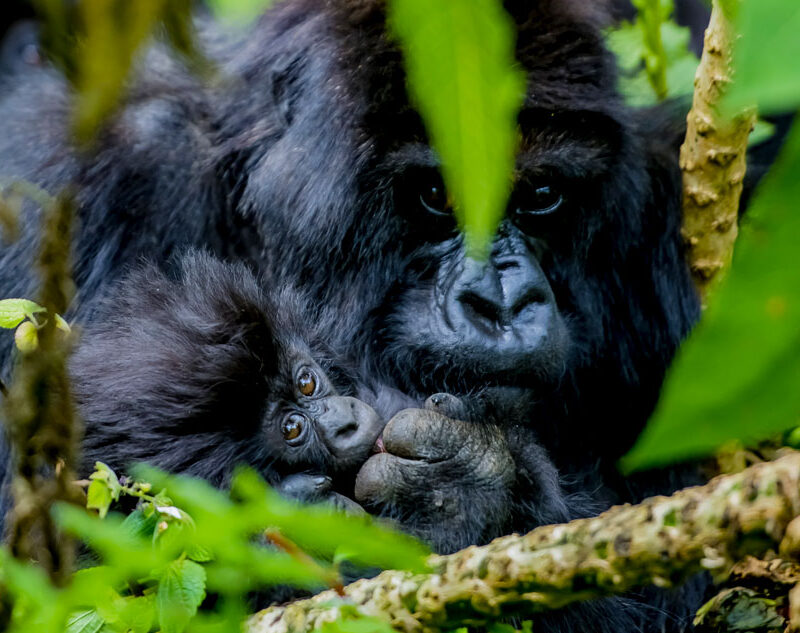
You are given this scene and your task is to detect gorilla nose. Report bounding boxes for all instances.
[454,255,550,332]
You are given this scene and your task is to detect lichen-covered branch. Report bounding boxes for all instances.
[249,453,800,633]
[680,0,756,304]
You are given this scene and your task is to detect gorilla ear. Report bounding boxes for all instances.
[270,54,306,128]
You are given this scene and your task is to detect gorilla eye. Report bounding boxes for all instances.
[516,185,563,216]
[516,184,564,217]
[297,369,317,396]
[419,175,451,216]
[282,414,306,443]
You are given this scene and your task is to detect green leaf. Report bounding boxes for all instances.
[122,508,159,540]
[87,463,123,518]
[230,468,431,573]
[726,0,800,114]
[0,298,44,328]
[86,479,114,519]
[55,313,71,333]
[621,122,800,471]
[606,6,699,106]
[117,596,156,633]
[91,462,123,500]
[387,0,525,255]
[156,559,207,633]
[65,609,107,633]
[206,0,274,23]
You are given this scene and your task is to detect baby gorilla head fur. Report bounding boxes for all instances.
[72,251,383,504]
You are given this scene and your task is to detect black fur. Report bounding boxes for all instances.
[0,1,712,629]
[73,251,382,510]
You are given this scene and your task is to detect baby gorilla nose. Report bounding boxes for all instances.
[317,396,384,468]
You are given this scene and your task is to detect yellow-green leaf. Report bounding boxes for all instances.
[0,298,45,329]
[388,0,525,255]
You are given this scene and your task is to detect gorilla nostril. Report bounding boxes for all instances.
[458,290,502,325]
[511,287,547,316]
[335,421,359,437]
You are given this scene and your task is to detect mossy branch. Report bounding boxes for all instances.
[3,191,81,586]
[680,0,755,304]
[248,452,800,633]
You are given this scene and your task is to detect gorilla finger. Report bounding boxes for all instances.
[277,473,332,502]
[354,453,404,505]
[382,408,462,460]
[424,392,467,419]
[325,492,366,515]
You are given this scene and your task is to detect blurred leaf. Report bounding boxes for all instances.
[206,0,274,23]
[726,0,800,114]
[156,559,206,633]
[55,313,72,333]
[53,504,163,574]
[606,3,699,106]
[387,0,525,255]
[71,0,165,142]
[230,468,431,573]
[621,121,800,471]
[317,605,396,633]
[0,298,45,329]
[116,596,156,633]
[137,466,430,575]
[121,508,158,540]
[87,462,123,519]
[86,479,114,519]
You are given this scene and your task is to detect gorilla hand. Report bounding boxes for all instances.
[278,474,365,514]
[354,407,515,553]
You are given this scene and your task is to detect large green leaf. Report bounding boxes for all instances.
[388,0,525,255]
[156,559,206,633]
[725,0,800,114]
[621,122,800,471]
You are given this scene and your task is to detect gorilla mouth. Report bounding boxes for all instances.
[372,436,387,454]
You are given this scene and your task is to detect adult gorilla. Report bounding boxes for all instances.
[0,0,702,629]
[212,0,700,546]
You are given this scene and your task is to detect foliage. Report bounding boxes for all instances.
[606,0,699,105]
[0,298,70,354]
[622,2,800,471]
[724,0,800,116]
[0,463,430,633]
[387,0,525,256]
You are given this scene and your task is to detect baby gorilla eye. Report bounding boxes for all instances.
[297,368,317,396]
[282,414,306,443]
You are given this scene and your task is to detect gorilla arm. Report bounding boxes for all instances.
[354,406,570,554]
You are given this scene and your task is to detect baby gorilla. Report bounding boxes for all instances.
[71,252,383,510]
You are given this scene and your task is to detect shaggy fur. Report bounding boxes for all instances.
[0,1,718,629]
[73,252,382,504]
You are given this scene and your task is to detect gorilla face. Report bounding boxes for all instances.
[375,113,631,393]
[220,0,699,452]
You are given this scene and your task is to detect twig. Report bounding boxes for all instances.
[680,0,756,305]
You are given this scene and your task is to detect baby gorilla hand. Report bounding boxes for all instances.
[354,407,515,553]
[277,474,364,514]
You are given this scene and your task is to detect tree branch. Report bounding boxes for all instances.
[680,0,755,305]
[248,452,800,633]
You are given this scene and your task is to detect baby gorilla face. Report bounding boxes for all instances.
[265,355,385,476]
